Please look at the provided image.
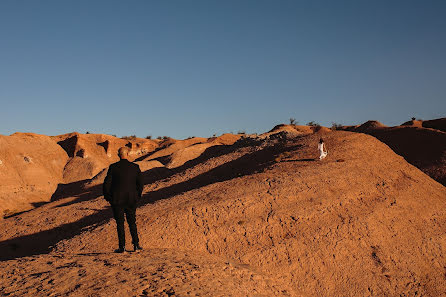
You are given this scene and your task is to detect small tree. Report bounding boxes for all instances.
[411,117,416,121]
[331,122,343,130]
[145,135,152,140]
[289,118,297,125]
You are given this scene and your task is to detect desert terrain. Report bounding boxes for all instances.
[342,118,446,186]
[0,119,445,296]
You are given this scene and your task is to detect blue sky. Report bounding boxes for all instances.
[1,0,445,139]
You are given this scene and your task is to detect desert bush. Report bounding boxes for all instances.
[289,118,298,125]
[307,121,320,127]
[237,130,246,134]
[122,135,137,140]
[331,122,343,130]
[145,135,152,139]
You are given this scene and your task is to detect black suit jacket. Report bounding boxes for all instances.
[103,159,143,206]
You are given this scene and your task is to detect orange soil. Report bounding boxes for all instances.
[348,118,446,186]
[1,130,445,296]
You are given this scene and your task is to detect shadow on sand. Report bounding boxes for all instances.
[0,141,299,261]
[49,143,247,208]
[280,158,316,162]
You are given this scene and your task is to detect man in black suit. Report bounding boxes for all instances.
[103,146,143,253]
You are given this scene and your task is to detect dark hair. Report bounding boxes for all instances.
[319,138,324,143]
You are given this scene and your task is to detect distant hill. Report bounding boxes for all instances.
[344,117,446,186]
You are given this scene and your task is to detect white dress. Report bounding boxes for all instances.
[318,142,327,160]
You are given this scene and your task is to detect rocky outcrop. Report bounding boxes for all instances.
[51,133,157,183]
[0,133,68,217]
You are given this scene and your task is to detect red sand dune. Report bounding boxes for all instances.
[143,137,208,161]
[354,120,388,132]
[1,128,445,296]
[347,118,446,186]
[266,124,313,136]
[401,119,423,128]
[422,117,446,132]
[137,134,242,170]
[401,118,446,132]
[206,133,241,145]
[165,135,242,169]
[259,125,331,141]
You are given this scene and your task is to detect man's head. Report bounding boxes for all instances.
[118,146,130,160]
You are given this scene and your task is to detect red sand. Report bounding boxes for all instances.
[1,127,445,296]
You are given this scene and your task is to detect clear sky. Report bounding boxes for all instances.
[1,1,445,139]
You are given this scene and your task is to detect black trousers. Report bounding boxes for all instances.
[111,204,139,248]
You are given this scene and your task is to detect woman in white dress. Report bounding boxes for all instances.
[318,138,328,160]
